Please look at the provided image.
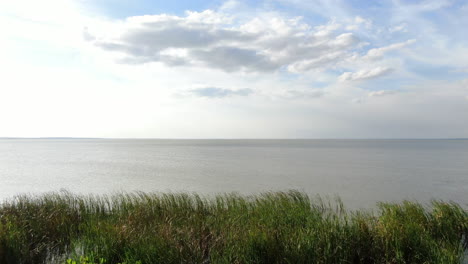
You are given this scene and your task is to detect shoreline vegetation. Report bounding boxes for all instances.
[0,191,466,264]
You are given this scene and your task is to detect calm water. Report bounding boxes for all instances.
[0,139,467,209]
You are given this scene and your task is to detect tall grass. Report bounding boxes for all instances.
[0,190,466,263]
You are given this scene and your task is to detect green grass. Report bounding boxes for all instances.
[0,191,466,263]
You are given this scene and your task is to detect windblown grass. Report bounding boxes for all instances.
[0,191,466,263]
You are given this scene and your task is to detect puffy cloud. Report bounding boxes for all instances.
[338,67,393,82]
[189,87,253,98]
[87,10,363,73]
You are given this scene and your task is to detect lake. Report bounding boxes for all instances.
[0,139,467,209]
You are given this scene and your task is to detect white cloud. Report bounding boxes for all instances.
[87,11,364,73]
[410,0,453,12]
[288,51,347,73]
[282,89,325,99]
[346,16,372,31]
[368,90,398,97]
[364,39,416,60]
[0,0,82,24]
[338,67,393,82]
[389,23,408,33]
[462,79,468,88]
[220,0,242,11]
[189,87,253,98]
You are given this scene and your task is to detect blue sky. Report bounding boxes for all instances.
[0,0,467,138]
[87,0,226,18]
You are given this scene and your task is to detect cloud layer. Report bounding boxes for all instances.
[88,10,366,73]
[339,67,393,82]
[2,0,468,138]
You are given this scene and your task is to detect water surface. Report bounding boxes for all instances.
[0,139,467,209]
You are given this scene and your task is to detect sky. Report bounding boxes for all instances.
[0,0,467,138]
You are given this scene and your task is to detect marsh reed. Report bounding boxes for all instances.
[0,191,466,263]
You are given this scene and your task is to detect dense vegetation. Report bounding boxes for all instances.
[0,191,466,264]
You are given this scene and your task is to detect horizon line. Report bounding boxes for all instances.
[1,137,467,140]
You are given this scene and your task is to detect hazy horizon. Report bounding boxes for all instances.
[2,137,468,140]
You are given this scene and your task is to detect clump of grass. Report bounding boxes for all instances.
[0,190,466,263]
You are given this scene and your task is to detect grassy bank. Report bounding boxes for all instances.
[0,191,466,264]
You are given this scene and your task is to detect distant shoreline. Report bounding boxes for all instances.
[1,137,468,140]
